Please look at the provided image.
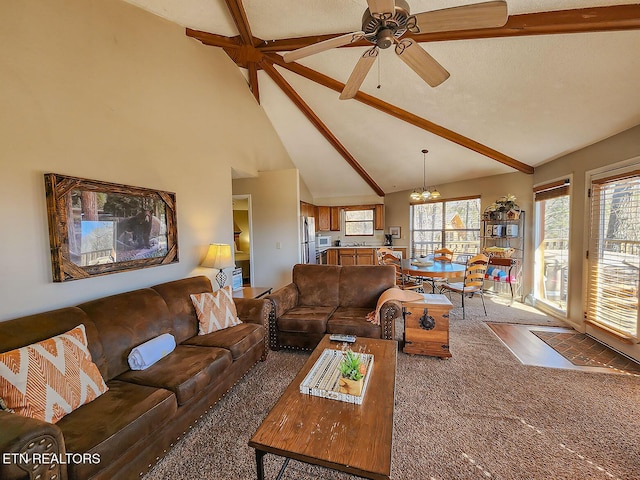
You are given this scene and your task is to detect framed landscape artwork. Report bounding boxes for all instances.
[389,226,401,239]
[44,173,178,282]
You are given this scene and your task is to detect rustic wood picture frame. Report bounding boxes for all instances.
[44,173,178,282]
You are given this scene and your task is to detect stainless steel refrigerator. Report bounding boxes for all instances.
[300,216,317,264]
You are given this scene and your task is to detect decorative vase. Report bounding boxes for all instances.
[339,376,363,396]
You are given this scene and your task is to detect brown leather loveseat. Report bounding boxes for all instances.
[0,275,270,480]
[266,264,403,350]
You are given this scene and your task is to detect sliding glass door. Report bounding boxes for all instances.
[586,169,640,340]
[533,180,571,314]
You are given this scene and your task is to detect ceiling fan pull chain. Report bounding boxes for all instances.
[377,53,382,89]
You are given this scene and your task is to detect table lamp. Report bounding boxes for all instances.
[201,243,235,289]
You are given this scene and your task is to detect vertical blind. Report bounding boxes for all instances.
[586,170,640,340]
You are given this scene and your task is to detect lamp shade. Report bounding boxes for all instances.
[201,244,235,270]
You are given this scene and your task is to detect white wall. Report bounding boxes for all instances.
[0,0,292,320]
[233,169,301,289]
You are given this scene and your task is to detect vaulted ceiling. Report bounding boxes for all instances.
[124,0,640,198]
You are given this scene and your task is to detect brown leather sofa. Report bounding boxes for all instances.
[0,276,270,480]
[266,264,402,350]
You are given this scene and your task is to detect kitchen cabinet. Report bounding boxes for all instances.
[356,248,375,265]
[330,207,341,231]
[338,248,357,265]
[326,248,376,266]
[300,201,315,220]
[374,204,384,231]
[317,206,331,232]
[326,249,339,265]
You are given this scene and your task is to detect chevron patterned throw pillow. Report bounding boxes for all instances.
[0,324,108,424]
[190,286,242,335]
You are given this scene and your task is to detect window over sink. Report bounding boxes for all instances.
[345,209,374,236]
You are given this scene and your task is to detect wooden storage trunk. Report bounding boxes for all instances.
[403,294,454,358]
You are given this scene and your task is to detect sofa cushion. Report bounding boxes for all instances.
[338,265,396,308]
[115,345,232,405]
[0,307,106,379]
[152,276,213,343]
[278,306,335,334]
[327,307,383,338]
[78,288,174,381]
[0,324,108,424]
[183,323,264,360]
[57,379,176,480]
[190,286,242,335]
[293,264,341,307]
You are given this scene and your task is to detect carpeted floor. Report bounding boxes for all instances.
[144,296,640,480]
[531,330,640,374]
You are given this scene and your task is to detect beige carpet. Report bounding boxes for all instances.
[145,296,639,480]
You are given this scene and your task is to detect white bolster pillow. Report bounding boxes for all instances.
[127,333,176,371]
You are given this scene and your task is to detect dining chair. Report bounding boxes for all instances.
[424,248,454,293]
[375,247,396,265]
[440,253,489,319]
[380,254,424,292]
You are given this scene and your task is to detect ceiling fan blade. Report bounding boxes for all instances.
[339,47,378,100]
[413,1,508,34]
[395,39,449,87]
[283,31,365,63]
[367,0,396,18]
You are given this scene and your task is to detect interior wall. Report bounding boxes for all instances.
[384,172,535,295]
[232,169,300,289]
[0,0,292,320]
[534,124,640,360]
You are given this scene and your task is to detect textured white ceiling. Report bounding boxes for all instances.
[123,0,640,197]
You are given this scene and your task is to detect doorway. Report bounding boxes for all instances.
[232,195,253,286]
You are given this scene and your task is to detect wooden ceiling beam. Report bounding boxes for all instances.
[223,0,256,47]
[186,29,242,48]
[248,62,260,104]
[265,53,533,174]
[257,5,640,52]
[409,4,640,43]
[261,60,386,196]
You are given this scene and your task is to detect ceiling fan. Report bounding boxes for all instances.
[283,0,508,100]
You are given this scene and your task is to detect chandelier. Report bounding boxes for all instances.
[410,149,441,201]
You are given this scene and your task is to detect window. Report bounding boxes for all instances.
[533,179,571,314]
[344,209,374,236]
[586,169,640,340]
[411,197,481,258]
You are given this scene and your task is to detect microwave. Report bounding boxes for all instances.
[316,235,332,248]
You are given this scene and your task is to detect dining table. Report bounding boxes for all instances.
[401,259,466,293]
[401,258,466,278]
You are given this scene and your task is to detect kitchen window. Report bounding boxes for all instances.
[344,209,374,236]
[410,196,481,258]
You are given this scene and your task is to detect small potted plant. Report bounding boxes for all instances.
[338,349,367,396]
[494,194,520,220]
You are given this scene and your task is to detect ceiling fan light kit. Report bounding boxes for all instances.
[283,0,508,100]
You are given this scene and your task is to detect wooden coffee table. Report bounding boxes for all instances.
[249,335,397,480]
